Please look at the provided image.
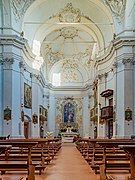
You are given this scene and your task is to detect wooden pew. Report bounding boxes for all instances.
[0,138,61,177]
[76,138,134,178]
[119,145,135,180]
[96,139,135,180]
[0,140,38,180]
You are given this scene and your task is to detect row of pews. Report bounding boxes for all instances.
[76,138,135,180]
[0,138,62,180]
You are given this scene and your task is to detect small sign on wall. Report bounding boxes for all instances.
[125,107,132,121]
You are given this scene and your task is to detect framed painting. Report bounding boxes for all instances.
[63,102,75,123]
[4,106,11,120]
[125,107,132,121]
[24,83,32,108]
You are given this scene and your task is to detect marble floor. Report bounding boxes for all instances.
[0,142,130,180]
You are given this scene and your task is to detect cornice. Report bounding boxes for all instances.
[47,83,93,92]
[0,35,35,61]
[94,36,135,68]
[113,36,135,49]
[94,42,115,68]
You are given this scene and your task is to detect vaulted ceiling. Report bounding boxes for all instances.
[22,0,114,87]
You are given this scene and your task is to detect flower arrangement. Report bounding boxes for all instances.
[46,131,53,138]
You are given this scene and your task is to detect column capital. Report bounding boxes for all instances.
[0,57,14,65]
[19,62,26,70]
[122,58,135,65]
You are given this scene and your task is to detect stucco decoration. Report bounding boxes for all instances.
[60,27,78,38]
[11,0,35,21]
[55,97,83,134]
[43,43,92,69]
[73,48,93,67]
[61,58,79,82]
[58,3,81,23]
[0,57,14,65]
[62,58,78,69]
[102,0,126,22]
[43,44,63,67]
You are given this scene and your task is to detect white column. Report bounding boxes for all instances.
[83,96,90,137]
[48,95,56,136]
[97,74,106,138]
[116,58,134,138]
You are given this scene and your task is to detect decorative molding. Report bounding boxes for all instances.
[30,73,40,80]
[113,62,118,68]
[61,58,79,82]
[43,44,92,69]
[62,58,79,69]
[11,0,35,21]
[58,3,81,23]
[102,0,126,23]
[43,44,63,66]
[19,61,26,70]
[104,72,108,78]
[98,74,104,80]
[122,58,135,64]
[0,57,14,65]
[60,27,78,38]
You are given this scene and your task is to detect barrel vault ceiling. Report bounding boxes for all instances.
[22,0,114,87]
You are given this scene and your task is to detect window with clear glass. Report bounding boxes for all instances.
[53,73,61,86]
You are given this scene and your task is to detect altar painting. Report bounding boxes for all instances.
[64,102,75,123]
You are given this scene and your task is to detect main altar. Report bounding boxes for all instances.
[59,122,79,142]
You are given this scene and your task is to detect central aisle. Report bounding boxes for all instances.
[40,142,99,180]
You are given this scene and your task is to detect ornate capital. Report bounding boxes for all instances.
[30,73,41,80]
[113,62,118,68]
[0,57,14,65]
[19,62,26,70]
[122,58,135,65]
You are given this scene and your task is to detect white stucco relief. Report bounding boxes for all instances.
[11,0,35,21]
[102,0,126,22]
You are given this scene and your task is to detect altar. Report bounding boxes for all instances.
[61,132,79,143]
[59,122,79,142]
